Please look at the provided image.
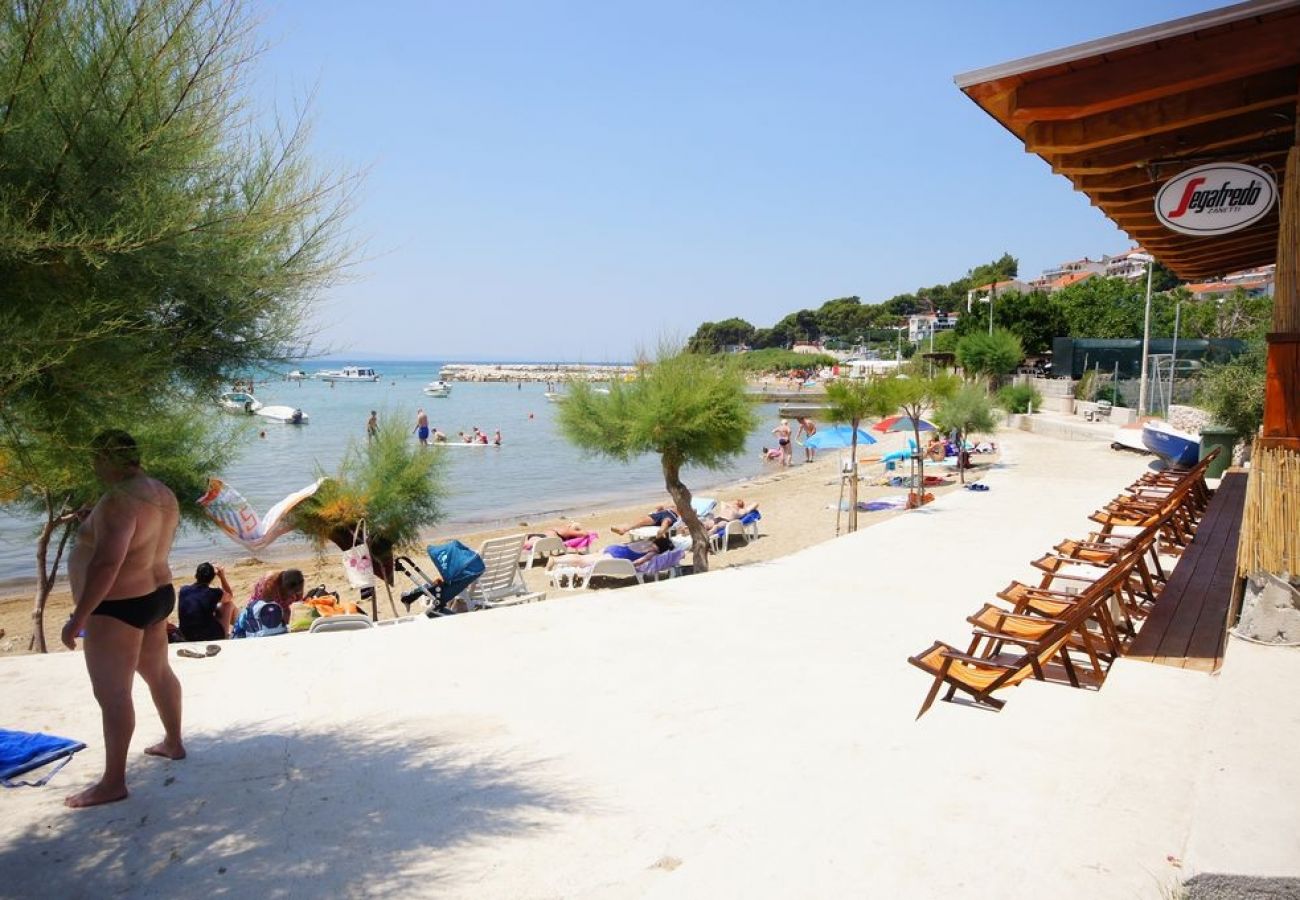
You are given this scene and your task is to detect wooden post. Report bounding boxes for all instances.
[1259,104,1300,451]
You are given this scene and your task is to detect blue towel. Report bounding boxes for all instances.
[739,508,762,526]
[1,729,86,788]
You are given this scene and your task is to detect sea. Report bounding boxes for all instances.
[0,360,783,591]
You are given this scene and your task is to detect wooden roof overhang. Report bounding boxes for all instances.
[954,0,1300,281]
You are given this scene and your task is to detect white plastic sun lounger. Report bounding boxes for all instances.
[464,533,546,609]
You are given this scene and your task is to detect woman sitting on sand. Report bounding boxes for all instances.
[611,505,679,536]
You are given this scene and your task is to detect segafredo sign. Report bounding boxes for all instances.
[1154,162,1276,236]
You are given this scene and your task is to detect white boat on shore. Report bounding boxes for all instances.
[256,405,309,425]
[219,391,262,415]
[318,366,380,382]
[423,380,452,398]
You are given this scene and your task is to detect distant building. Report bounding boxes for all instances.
[790,341,826,355]
[908,311,960,343]
[1042,270,1099,293]
[1104,248,1150,281]
[720,344,750,354]
[1185,265,1275,301]
[1037,257,1106,284]
[965,279,1029,312]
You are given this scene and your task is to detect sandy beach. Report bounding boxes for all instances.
[2,427,1296,898]
[0,430,988,655]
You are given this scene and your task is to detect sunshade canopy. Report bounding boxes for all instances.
[955,0,1300,281]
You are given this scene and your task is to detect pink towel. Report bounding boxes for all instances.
[565,531,599,551]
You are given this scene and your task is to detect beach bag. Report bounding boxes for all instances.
[288,601,320,633]
[233,600,287,638]
[341,520,376,588]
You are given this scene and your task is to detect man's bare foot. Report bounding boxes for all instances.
[143,740,186,760]
[65,781,128,809]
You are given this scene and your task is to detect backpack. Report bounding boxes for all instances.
[233,599,287,638]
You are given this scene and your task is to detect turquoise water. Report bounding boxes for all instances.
[0,360,781,589]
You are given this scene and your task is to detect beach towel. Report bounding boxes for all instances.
[858,497,908,512]
[198,477,326,551]
[564,532,599,551]
[1,729,86,787]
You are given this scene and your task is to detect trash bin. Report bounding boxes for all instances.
[1199,427,1237,478]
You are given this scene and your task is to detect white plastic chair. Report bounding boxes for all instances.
[308,614,374,634]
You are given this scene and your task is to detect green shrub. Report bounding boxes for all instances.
[996,383,1042,414]
[1094,384,1126,407]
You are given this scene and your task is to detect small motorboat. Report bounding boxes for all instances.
[544,391,566,403]
[285,370,309,381]
[256,405,309,425]
[423,380,452,398]
[1111,418,1156,455]
[1141,420,1200,467]
[318,366,380,382]
[219,391,262,415]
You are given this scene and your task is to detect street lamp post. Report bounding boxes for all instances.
[1135,254,1155,416]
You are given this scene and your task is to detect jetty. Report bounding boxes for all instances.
[439,363,635,384]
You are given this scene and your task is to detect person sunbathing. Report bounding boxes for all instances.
[610,505,679,536]
[546,535,675,572]
[530,521,591,541]
[702,499,754,529]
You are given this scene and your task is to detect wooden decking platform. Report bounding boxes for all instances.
[1128,470,1248,672]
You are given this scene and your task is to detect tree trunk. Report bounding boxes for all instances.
[29,510,55,654]
[847,422,860,532]
[912,422,926,508]
[28,494,75,654]
[661,456,709,573]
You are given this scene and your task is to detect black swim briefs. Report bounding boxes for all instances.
[91,584,176,630]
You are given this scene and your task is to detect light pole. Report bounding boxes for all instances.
[1135,254,1155,416]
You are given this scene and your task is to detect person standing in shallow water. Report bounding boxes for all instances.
[414,408,429,446]
[366,410,378,441]
[62,430,184,809]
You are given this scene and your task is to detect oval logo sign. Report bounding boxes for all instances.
[1155,162,1276,236]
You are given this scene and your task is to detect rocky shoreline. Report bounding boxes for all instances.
[438,363,636,383]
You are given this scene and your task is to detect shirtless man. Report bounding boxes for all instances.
[796,417,817,463]
[413,409,430,446]
[62,430,183,809]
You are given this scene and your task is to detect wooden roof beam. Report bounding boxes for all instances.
[1025,69,1300,153]
[1008,11,1300,122]
[1047,110,1296,175]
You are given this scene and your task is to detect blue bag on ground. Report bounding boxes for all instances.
[231,599,288,638]
[1,729,86,787]
[426,540,485,604]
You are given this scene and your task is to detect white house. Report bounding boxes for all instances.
[965,279,1029,312]
[907,312,960,343]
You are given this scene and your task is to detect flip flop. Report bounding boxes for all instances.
[176,644,222,659]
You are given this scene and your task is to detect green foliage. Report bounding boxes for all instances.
[933,384,999,481]
[1074,369,1097,401]
[687,318,756,353]
[1195,344,1266,437]
[1094,384,1126,407]
[966,252,1019,289]
[1176,288,1272,340]
[996,384,1043,414]
[931,330,959,354]
[293,418,448,549]
[558,348,758,472]
[0,0,353,427]
[0,404,237,530]
[956,329,1024,380]
[825,378,897,429]
[733,349,836,373]
[1056,277,1148,338]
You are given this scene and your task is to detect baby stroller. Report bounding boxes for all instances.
[394,540,485,618]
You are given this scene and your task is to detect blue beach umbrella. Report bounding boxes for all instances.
[804,424,878,450]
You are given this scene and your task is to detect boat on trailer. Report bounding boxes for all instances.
[1141,420,1200,467]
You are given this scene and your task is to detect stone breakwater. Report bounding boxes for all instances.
[439,363,636,383]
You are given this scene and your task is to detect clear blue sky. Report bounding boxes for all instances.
[255,0,1223,362]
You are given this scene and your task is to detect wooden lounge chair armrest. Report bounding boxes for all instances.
[938,648,1016,670]
[968,628,1057,648]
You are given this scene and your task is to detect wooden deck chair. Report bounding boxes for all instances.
[964,603,1109,680]
[908,625,1078,717]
